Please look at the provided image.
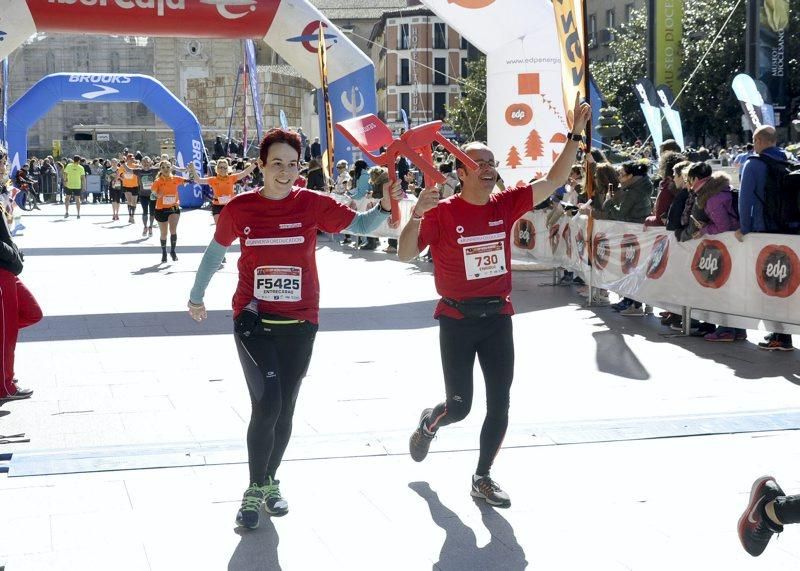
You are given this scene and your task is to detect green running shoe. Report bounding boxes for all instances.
[263,477,289,516]
[235,483,266,529]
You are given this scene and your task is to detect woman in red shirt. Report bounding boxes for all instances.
[186,128,400,530]
[150,160,188,263]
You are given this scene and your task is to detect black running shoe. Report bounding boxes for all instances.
[235,483,266,529]
[738,475,784,557]
[263,477,289,516]
[161,253,167,263]
[409,408,435,462]
[170,251,178,261]
[471,474,511,508]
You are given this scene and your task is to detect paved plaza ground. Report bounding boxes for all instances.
[1,202,799,570]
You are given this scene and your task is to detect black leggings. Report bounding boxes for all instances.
[775,495,800,525]
[139,195,154,225]
[427,314,514,476]
[234,321,317,485]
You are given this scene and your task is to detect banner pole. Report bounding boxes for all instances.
[242,40,248,156]
[317,26,335,186]
[580,0,596,303]
[226,64,242,157]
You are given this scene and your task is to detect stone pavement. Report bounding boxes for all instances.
[1,202,799,570]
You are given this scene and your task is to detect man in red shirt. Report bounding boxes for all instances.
[398,97,591,507]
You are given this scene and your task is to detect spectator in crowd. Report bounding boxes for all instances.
[397,155,410,190]
[310,137,321,160]
[305,158,326,191]
[718,147,731,166]
[297,127,308,160]
[438,161,459,199]
[605,160,653,315]
[645,151,686,228]
[350,159,378,250]
[734,143,755,179]
[657,160,693,328]
[213,136,225,160]
[659,139,682,155]
[736,125,796,351]
[680,162,744,342]
[368,166,396,253]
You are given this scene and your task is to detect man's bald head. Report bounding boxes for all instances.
[753,125,777,153]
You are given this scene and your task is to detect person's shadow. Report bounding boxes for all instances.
[227,517,282,571]
[409,481,528,571]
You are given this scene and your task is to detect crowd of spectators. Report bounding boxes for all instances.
[544,131,799,351]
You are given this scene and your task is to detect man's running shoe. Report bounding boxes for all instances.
[409,408,436,462]
[471,474,511,508]
[738,475,784,557]
[263,477,289,516]
[161,253,167,264]
[142,228,147,237]
[170,252,178,262]
[235,483,266,529]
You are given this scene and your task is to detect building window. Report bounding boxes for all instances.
[110,52,120,73]
[460,36,468,50]
[606,9,615,30]
[625,3,635,22]
[461,58,468,79]
[400,93,410,118]
[588,14,597,48]
[74,45,90,70]
[434,58,447,85]
[45,51,56,74]
[434,92,446,121]
[400,58,410,85]
[399,23,410,50]
[433,22,446,49]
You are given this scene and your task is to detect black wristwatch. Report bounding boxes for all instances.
[379,203,391,213]
[567,132,583,142]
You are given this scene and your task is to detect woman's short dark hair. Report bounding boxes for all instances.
[686,161,712,180]
[620,160,649,178]
[259,128,302,163]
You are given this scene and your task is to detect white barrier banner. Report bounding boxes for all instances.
[511,212,800,328]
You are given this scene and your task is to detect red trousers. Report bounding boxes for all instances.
[0,269,42,397]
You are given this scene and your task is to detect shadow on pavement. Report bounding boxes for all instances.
[593,330,650,380]
[409,481,528,571]
[574,296,800,384]
[131,264,165,275]
[228,518,282,571]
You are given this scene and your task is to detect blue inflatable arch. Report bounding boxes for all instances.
[7,72,205,207]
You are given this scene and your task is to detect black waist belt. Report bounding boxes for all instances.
[442,296,505,318]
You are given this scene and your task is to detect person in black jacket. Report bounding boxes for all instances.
[0,185,42,400]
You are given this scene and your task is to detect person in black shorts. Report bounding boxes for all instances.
[122,156,160,237]
[106,158,123,221]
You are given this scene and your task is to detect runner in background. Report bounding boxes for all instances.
[119,154,140,224]
[190,158,256,225]
[150,160,186,263]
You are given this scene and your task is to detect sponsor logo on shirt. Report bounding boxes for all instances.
[457,232,506,245]
[279,223,303,229]
[488,220,504,227]
[245,236,305,247]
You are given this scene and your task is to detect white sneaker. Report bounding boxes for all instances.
[619,305,645,316]
[589,294,610,306]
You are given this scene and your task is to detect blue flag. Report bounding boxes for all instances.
[244,40,263,143]
[1,58,8,148]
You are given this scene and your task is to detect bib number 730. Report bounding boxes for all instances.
[463,241,507,281]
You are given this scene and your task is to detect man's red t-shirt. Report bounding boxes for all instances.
[214,188,356,323]
[417,186,533,319]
